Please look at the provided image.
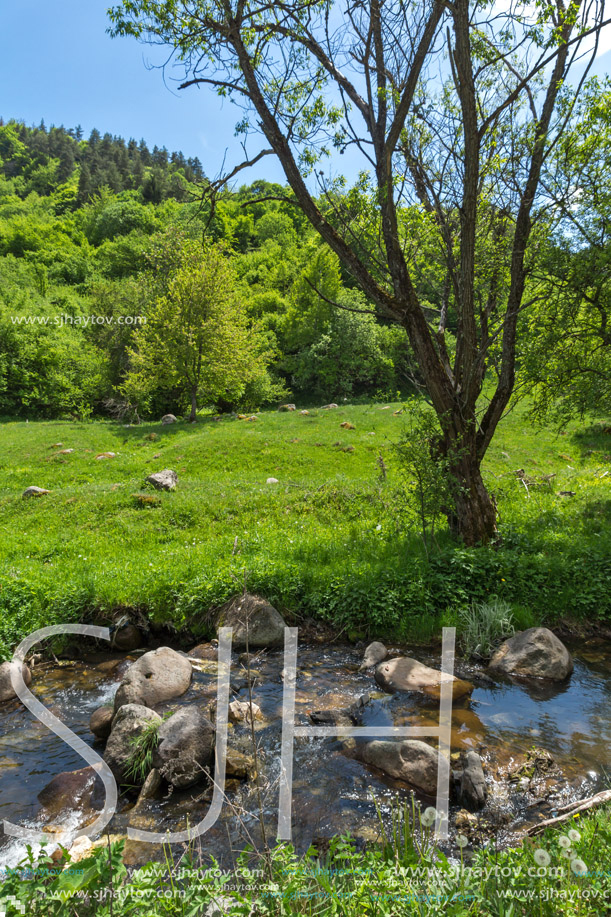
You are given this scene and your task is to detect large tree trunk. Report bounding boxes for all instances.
[447,457,497,546]
[438,420,498,546]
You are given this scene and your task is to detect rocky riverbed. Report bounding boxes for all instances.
[0,600,610,870]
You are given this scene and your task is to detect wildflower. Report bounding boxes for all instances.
[570,858,587,877]
[560,849,570,859]
[534,849,551,867]
[421,807,437,827]
[558,836,571,849]
[456,835,469,849]
[568,829,581,843]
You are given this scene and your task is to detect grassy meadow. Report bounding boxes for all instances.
[0,401,610,658]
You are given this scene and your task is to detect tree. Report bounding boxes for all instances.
[520,78,611,422]
[109,0,610,544]
[123,240,270,420]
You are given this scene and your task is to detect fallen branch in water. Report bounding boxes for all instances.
[526,790,611,835]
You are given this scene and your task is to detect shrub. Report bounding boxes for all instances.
[458,598,515,659]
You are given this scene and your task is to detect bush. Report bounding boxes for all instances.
[457,598,515,659]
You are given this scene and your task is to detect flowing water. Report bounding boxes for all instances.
[0,638,610,869]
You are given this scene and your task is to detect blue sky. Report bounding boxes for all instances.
[1,1,610,189]
[0,0,284,182]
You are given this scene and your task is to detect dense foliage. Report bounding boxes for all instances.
[0,119,413,420]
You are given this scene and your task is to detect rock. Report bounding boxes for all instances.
[112,624,142,652]
[38,766,105,818]
[300,410,310,415]
[321,403,338,409]
[454,808,478,831]
[22,486,50,498]
[225,748,255,779]
[67,836,94,864]
[90,705,114,740]
[137,767,162,801]
[217,593,287,648]
[266,477,279,484]
[161,414,177,424]
[309,709,355,728]
[50,443,63,448]
[153,706,214,789]
[356,740,442,795]
[0,661,31,703]
[188,643,218,661]
[238,651,261,667]
[57,449,74,455]
[456,751,487,811]
[95,452,116,460]
[146,469,178,491]
[228,700,262,724]
[488,627,573,681]
[104,704,162,785]
[359,641,388,671]
[375,657,473,700]
[278,404,296,412]
[114,647,193,711]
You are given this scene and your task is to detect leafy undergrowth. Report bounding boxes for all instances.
[0,804,609,915]
[0,401,610,657]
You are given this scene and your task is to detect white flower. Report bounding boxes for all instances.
[420,807,437,827]
[568,829,581,843]
[570,858,587,877]
[558,836,571,849]
[456,834,469,848]
[560,849,570,859]
[534,849,551,867]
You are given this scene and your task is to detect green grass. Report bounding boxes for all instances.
[0,400,610,657]
[1,802,610,914]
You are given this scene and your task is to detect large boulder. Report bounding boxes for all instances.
[153,706,215,789]
[0,661,31,703]
[146,469,178,491]
[488,627,573,681]
[161,414,177,424]
[356,740,442,795]
[38,766,104,819]
[359,641,388,671]
[104,704,162,785]
[217,593,286,648]
[375,657,473,700]
[114,647,192,711]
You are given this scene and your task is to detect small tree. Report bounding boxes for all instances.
[123,241,269,420]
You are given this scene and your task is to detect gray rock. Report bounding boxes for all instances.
[90,705,114,739]
[146,469,178,491]
[225,748,254,779]
[266,477,279,484]
[153,706,214,788]
[138,767,162,801]
[104,704,162,785]
[321,403,339,409]
[488,627,573,681]
[114,647,192,711]
[161,414,177,424]
[0,661,31,703]
[356,740,442,795]
[359,641,388,671]
[217,593,287,648]
[456,751,487,811]
[22,486,50,498]
[375,657,473,700]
